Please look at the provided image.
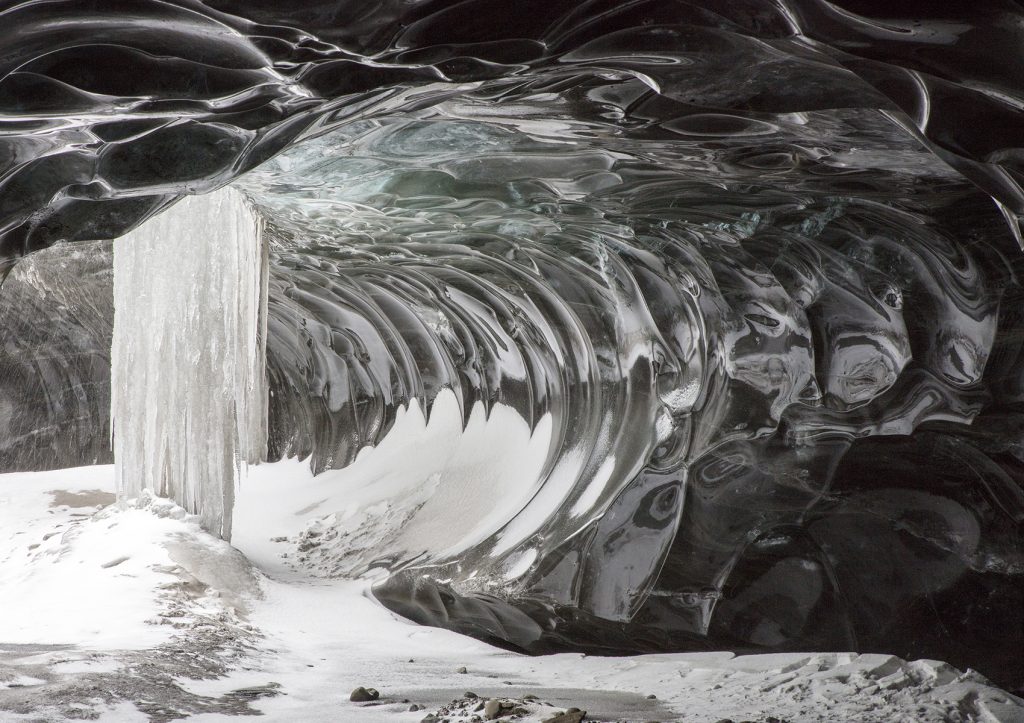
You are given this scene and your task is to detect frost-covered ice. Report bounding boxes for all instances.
[111,187,268,540]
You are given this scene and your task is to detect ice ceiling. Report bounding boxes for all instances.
[1,0,1023,692]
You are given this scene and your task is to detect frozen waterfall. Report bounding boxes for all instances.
[111,187,268,540]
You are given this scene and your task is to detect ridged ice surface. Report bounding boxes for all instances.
[0,240,112,470]
[111,187,267,540]
[0,0,1023,692]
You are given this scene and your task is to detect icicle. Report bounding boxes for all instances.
[111,186,268,540]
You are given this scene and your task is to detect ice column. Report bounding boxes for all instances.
[111,186,268,540]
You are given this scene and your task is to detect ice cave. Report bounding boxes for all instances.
[1,1,1023,721]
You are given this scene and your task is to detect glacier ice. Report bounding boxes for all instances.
[0,0,1022,694]
[111,187,267,540]
[0,241,112,470]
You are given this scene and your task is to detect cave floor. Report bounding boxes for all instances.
[1,464,1021,723]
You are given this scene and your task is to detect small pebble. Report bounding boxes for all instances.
[457,666,469,674]
[349,686,379,703]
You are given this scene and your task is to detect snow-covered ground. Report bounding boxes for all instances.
[2,460,1023,722]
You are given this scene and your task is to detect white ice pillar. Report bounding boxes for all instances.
[111,186,268,540]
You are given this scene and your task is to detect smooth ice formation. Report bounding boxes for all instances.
[239,121,1020,681]
[111,187,267,540]
[0,0,1023,695]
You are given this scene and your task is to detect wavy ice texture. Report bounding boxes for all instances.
[0,240,112,470]
[111,187,267,540]
[0,0,1023,692]
[238,111,1019,661]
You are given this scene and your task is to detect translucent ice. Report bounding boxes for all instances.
[111,187,267,540]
